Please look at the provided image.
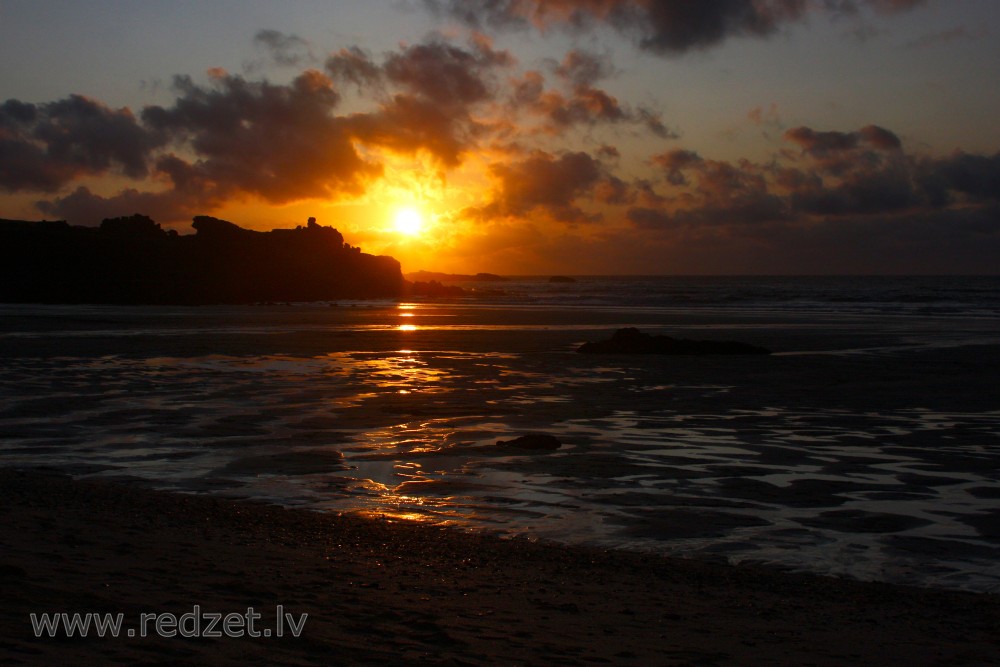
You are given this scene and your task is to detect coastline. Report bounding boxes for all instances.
[2,469,998,666]
[3,298,1000,594]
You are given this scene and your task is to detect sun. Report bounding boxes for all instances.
[394,207,424,236]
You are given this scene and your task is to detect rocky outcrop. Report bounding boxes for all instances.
[0,215,404,304]
[577,328,771,355]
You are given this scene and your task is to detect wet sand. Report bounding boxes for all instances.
[2,469,998,666]
[3,302,1000,593]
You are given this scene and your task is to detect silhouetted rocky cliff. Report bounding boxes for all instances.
[0,215,404,304]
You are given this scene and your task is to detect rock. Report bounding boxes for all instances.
[577,328,771,355]
[0,215,404,304]
[496,434,563,451]
[407,280,467,298]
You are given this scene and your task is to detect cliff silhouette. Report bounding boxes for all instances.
[0,215,404,304]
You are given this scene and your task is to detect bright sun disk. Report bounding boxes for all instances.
[394,207,423,235]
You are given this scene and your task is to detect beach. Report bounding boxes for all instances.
[2,277,1000,663]
[2,468,999,666]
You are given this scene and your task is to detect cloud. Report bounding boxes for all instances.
[425,0,928,55]
[626,123,1000,245]
[383,38,513,107]
[325,47,382,91]
[507,61,673,137]
[24,36,529,220]
[553,49,616,87]
[0,95,162,193]
[253,29,315,67]
[324,37,518,166]
[347,93,483,167]
[783,124,901,175]
[919,151,1000,205]
[141,70,379,204]
[473,150,611,223]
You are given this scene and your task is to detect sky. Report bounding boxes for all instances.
[2,0,999,274]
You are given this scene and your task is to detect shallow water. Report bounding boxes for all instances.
[2,291,1000,593]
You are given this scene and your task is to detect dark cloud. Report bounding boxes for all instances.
[35,95,158,179]
[325,47,382,91]
[253,29,315,67]
[141,70,378,203]
[510,67,670,137]
[597,144,621,160]
[594,175,632,205]
[920,151,1000,204]
[425,0,927,55]
[652,149,703,185]
[0,95,161,193]
[347,93,482,167]
[784,124,901,154]
[631,124,1000,238]
[546,86,628,127]
[475,150,609,223]
[627,206,674,229]
[638,148,790,228]
[554,50,615,87]
[631,0,809,54]
[636,107,676,139]
[326,37,516,166]
[784,124,901,175]
[383,39,511,107]
[789,169,915,216]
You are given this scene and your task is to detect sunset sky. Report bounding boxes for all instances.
[2,0,999,274]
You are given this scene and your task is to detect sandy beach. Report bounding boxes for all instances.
[3,290,1000,664]
[2,468,999,666]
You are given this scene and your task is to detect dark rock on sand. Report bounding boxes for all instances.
[496,434,563,450]
[578,328,771,355]
[407,280,467,298]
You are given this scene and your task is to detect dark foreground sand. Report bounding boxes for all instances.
[1,470,998,666]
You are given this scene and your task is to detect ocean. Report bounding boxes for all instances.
[2,275,999,592]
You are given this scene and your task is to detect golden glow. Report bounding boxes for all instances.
[398,324,418,332]
[394,207,423,236]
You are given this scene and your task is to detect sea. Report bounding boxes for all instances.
[2,275,1000,592]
